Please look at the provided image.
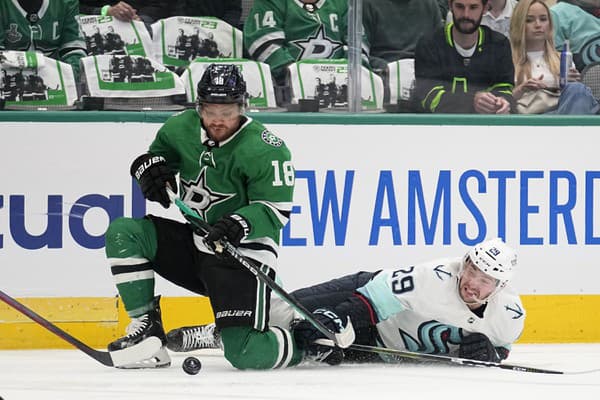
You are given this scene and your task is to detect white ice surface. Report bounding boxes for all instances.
[1,344,599,400]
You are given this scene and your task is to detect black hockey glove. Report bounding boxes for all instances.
[459,333,501,362]
[204,214,250,255]
[130,153,176,209]
[291,308,350,366]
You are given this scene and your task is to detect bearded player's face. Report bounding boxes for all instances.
[200,103,242,142]
[451,0,485,35]
[459,258,499,305]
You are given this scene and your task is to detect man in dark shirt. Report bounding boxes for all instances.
[414,0,514,113]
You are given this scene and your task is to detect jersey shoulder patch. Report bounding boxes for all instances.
[261,129,283,147]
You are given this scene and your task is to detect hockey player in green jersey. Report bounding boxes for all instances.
[105,64,344,370]
[244,0,369,84]
[0,0,87,78]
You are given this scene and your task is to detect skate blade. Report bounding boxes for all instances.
[109,337,164,367]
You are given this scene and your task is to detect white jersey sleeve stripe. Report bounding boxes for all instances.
[256,44,281,63]
[248,32,286,57]
[107,257,149,266]
[113,270,155,285]
[251,200,292,225]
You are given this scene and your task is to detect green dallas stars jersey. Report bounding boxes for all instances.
[244,0,369,80]
[149,109,294,268]
[0,0,86,76]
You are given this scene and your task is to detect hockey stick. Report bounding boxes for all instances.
[0,289,162,367]
[313,339,600,375]
[166,188,355,348]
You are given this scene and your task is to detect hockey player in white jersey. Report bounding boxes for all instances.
[167,238,525,365]
[292,237,524,364]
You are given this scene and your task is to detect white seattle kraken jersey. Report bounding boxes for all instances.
[357,257,525,355]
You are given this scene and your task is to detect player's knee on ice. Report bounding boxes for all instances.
[220,326,301,370]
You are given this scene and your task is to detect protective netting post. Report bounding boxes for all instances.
[347,0,363,113]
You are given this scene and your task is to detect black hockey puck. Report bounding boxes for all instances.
[182,356,202,375]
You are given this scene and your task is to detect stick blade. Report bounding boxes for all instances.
[109,337,163,367]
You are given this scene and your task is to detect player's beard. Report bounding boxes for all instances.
[207,124,231,141]
[453,15,483,35]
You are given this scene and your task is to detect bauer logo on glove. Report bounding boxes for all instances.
[130,153,177,209]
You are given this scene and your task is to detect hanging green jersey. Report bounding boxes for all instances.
[244,0,368,80]
[149,109,294,267]
[0,0,86,76]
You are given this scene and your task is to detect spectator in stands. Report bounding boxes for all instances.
[550,0,600,71]
[509,0,599,114]
[80,1,243,32]
[79,1,176,33]
[415,0,514,113]
[363,0,443,74]
[0,0,86,78]
[243,0,369,86]
[174,1,242,30]
[446,0,518,38]
[437,0,450,22]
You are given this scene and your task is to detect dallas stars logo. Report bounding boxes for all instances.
[261,130,283,147]
[181,167,235,220]
[292,25,343,59]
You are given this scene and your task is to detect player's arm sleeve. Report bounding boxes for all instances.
[235,145,294,240]
[147,119,183,173]
[356,269,411,322]
[60,0,88,78]
[243,0,295,80]
[488,295,526,360]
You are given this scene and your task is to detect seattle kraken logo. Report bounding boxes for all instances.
[292,25,343,60]
[400,321,462,354]
[181,167,235,220]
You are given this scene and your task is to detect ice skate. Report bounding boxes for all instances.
[166,322,222,352]
[108,296,171,368]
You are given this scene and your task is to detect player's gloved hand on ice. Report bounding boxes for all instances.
[292,308,351,366]
[204,214,250,255]
[130,153,176,208]
[459,332,501,362]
